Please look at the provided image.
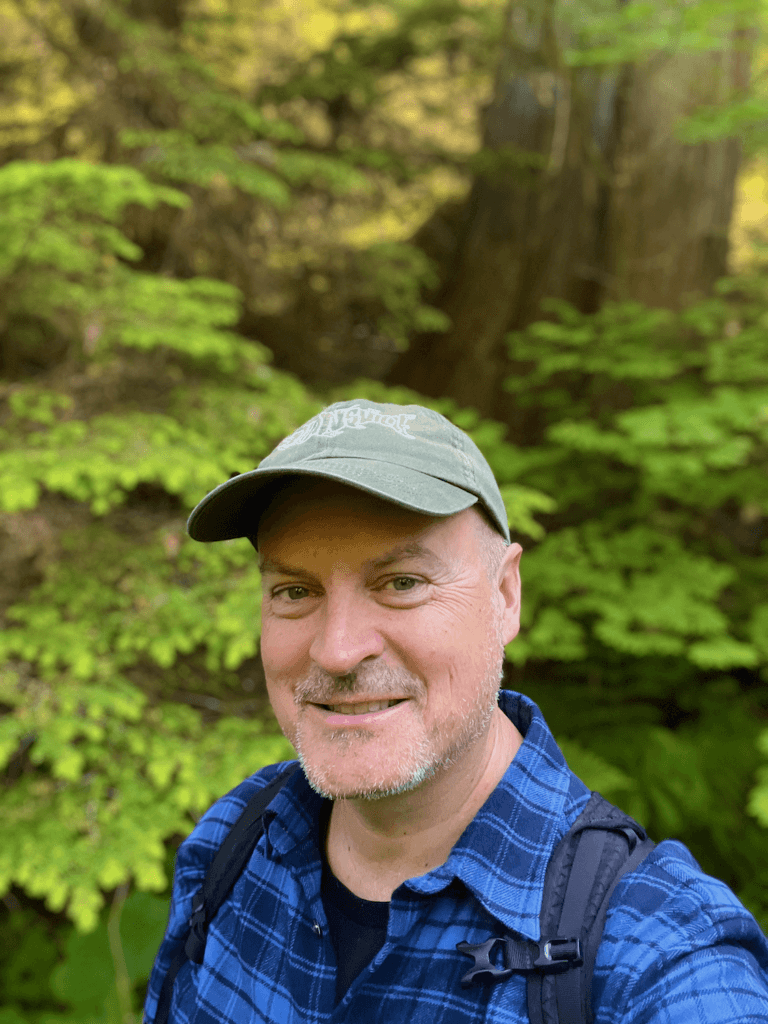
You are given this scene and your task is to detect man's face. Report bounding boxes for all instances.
[257,480,522,801]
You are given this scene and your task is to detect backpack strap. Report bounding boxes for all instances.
[154,762,300,1024]
[457,792,654,1024]
[529,791,655,1024]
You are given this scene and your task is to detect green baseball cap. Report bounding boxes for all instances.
[187,399,510,543]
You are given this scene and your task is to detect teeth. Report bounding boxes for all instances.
[327,700,400,716]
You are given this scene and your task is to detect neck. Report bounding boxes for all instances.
[325,708,523,901]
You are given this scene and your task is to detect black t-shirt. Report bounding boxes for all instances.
[319,807,390,1003]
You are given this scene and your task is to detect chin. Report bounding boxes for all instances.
[298,748,438,801]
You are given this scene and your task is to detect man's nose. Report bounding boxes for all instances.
[309,590,384,676]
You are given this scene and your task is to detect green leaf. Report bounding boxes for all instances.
[500,484,556,540]
[687,638,759,669]
[50,921,114,1009]
[119,892,171,983]
[556,739,636,803]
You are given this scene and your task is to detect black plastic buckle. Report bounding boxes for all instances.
[456,937,514,987]
[533,936,583,972]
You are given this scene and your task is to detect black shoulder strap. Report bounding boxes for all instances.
[154,762,300,1024]
[457,792,654,1024]
[528,792,655,1024]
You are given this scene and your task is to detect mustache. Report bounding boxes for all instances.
[294,662,424,706]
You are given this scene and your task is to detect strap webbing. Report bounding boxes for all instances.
[186,763,301,963]
[554,830,607,1024]
[154,763,300,1024]
[581,836,656,997]
[154,943,192,1024]
[529,792,655,1024]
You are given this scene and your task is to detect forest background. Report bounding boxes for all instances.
[1,0,768,1019]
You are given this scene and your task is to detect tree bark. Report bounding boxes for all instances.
[388,1,750,422]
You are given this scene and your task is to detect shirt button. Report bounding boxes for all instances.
[312,921,323,936]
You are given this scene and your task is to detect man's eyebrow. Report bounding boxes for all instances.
[258,543,447,576]
[367,542,447,571]
[258,556,312,576]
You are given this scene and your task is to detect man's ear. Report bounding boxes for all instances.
[498,543,523,646]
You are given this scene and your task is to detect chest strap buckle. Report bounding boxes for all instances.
[457,933,583,987]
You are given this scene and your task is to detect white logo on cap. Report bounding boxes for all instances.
[276,404,417,450]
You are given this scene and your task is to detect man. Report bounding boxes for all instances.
[145,399,768,1023]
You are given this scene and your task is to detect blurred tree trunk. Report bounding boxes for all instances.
[388,2,751,424]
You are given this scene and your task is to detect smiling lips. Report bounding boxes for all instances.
[319,699,405,716]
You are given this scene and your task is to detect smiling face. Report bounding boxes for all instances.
[257,479,522,801]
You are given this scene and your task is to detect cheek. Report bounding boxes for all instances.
[261,658,300,746]
[260,621,306,730]
[266,687,298,745]
[415,606,501,701]
[409,596,486,659]
[260,613,309,674]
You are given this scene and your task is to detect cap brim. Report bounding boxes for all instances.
[187,459,479,541]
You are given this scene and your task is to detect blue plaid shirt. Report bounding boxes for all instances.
[144,691,768,1023]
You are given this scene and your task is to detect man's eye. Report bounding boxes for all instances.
[388,577,419,592]
[276,586,310,601]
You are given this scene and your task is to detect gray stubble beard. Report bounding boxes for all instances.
[289,617,507,801]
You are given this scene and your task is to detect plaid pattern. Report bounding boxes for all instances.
[144,692,768,1023]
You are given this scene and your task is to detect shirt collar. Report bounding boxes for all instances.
[404,691,590,939]
[262,690,590,940]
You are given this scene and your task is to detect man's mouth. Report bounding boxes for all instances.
[318,699,405,716]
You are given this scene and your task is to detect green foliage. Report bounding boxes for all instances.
[0,159,317,934]
[2,377,315,517]
[511,524,751,664]
[355,243,451,350]
[109,0,370,204]
[49,891,167,1017]
[0,662,293,932]
[554,739,635,804]
[559,0,760,68]
[503,284,768,672]
[0,908,59,1009]
[749,728,768,829]
[0,160,266,375]
[258,0,504,133]
[0,892,168,1021]
[0,160,185,283]
[677,95,768,154]
[121,130,369,202]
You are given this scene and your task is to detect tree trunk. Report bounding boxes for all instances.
[388,1,750,422]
